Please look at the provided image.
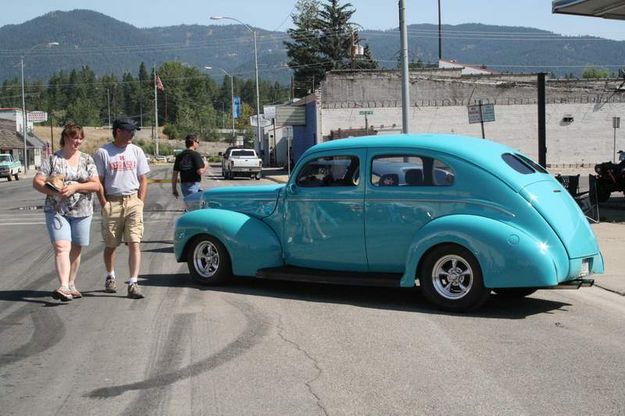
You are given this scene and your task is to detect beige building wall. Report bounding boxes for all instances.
[319,71,625,167]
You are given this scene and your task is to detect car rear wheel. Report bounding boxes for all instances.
[419,244,490,312]
[492,288,537,297]
[186,235,232,285]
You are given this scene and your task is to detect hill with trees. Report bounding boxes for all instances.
[1,8,624,86]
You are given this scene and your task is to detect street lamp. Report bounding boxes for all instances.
[210,16,262,153]
[21,41,59,172]
[204,66,236,143]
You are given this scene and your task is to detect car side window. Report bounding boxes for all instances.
[371,155,454,187]
[296,155,360,187]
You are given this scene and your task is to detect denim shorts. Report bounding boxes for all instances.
[181,182,202,198]
[45,211,92,246]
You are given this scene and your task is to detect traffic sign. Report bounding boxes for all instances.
[467,104,495,124]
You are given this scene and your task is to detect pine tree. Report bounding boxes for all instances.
[317,0,355,71]
[284,0,325,97]
[285,0,375,96]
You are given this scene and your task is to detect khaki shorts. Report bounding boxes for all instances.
[101,193,144,247]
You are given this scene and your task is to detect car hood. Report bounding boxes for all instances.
[201,184,284,218]
[520,179,600,258]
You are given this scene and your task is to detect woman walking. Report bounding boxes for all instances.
[33,123,100,301]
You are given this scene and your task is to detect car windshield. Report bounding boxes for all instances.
[0,155,10,162]
[296,156,359,187]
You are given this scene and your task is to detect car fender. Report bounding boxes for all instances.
[174,209,283,276]
[400,214,565,289]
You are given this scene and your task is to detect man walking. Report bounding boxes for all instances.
[172,134,206,198]
[95,117,150,299]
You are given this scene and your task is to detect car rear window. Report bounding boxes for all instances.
[232,150,256,157]
[502,153,547,174]
[371,155,454,187]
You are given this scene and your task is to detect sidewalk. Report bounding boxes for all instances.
[263,170,624,296]
[592,223,625,295]
[263,167,289,184]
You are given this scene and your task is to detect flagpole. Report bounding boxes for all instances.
[153,64,160,156]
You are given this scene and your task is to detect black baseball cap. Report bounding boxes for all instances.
[112,117,141,131]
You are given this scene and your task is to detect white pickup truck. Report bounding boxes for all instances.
[221,147,262,180]
[0,153,23,181]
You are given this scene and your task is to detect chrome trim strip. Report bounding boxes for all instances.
[288,197,515,217]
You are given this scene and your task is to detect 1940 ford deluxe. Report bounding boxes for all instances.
[174,134,603,311]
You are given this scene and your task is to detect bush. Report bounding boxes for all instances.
[163,124,180,140]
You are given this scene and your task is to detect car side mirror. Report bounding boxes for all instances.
[286,183,297,194]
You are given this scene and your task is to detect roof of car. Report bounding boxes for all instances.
[309,134,508,156]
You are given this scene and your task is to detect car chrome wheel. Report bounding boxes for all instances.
[431,254,474,300]
[420,244,489,312]
[193,240,220,278]
[186,235,232,285]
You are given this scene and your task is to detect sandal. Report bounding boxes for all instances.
[68,285,82,298]
[52,287,73,301]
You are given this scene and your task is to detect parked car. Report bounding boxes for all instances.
[221,147,262,180]
[174,134,603,312]
[0,153,23,181]
[154,155,167,163]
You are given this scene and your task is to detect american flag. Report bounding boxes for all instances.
[155,74,164,91]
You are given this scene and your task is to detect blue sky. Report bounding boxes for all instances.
[3,0,625,40]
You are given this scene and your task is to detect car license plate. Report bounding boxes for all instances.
[580,259,590,277]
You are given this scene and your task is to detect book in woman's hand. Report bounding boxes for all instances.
[45,174,65,192]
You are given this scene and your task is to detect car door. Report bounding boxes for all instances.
[365,150,456,273]
[283,149,367,271]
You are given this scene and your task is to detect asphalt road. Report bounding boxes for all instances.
[1,165,624,415]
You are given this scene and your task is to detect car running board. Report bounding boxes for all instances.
[256,266,402,287]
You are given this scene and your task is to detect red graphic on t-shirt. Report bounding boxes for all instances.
[109,155,136,171]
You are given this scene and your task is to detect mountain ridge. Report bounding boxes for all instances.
[1,9,622,85]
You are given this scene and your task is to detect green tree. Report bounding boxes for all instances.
[353,44,378,70]
[285,0,325,96]
[0,78,20,108]
[285,0,373,97]
[582,66,610,79]
[317,0,356,71]
[163,123,179,140]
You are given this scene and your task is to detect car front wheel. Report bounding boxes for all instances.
[186,235,232,285]
[419,244,490,312]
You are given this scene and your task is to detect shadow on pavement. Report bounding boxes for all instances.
[0,290,67,307]
[138,273,570,319]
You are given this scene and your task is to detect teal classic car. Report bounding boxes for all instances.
[174,134,603,311]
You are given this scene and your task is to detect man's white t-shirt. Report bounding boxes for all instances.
[95,142,150,196]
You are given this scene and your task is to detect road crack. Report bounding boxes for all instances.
[276,315,328,416]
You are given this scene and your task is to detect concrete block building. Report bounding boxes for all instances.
[304,69,625,168]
